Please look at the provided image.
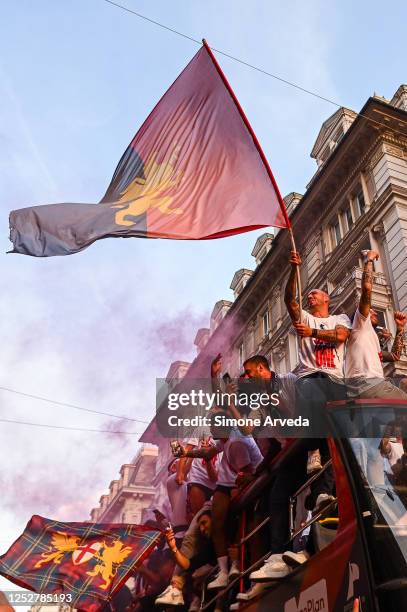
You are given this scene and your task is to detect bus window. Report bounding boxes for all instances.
[328,400,407,585]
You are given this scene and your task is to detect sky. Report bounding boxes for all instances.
[0,0,406,599]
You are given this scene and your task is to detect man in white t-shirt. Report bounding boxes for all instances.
[213,433,263,490]
[166,459,189,542]
[345,250,407,488]
[285,251,351,383]
[284,250,351,495]
[180,432,263,590]
[185,436,219,517]
[345,250,407,398]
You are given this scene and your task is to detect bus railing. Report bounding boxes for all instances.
[200,452,337,610]
[289,458,333,537]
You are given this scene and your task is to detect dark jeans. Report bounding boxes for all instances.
[268,451,308,554]
[296,373,347,502]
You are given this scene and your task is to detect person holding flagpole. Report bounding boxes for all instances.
[284,250,351,510]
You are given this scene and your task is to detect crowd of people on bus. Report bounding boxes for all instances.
[135,248,407,611]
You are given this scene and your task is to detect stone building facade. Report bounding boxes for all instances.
[89,445,158,524]
[188,85,407,380]
[138,361,191,514]
[140,83,407,468]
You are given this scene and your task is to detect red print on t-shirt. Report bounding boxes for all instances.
[314,339,335,368]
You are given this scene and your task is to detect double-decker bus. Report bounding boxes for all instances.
[199,399,407,612]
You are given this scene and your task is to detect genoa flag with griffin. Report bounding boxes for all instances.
[9,41,290,257]
[0,515,160,611]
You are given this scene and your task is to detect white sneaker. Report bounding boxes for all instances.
[314,493,335,515]
[188,594,201,611]
[229,559,240,579]
[250,554,290,582]
[207,569,228,590]
[307,449,322,474]
[155,584,184,606]
[230,604,240,611]
[282,550,310,568]
[236,582,266,601]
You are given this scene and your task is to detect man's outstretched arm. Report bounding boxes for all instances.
[165,528,190,570]
[359,250,379,317]
[382,311,407,362]
[180,444,219,460]
[284,250,301,322]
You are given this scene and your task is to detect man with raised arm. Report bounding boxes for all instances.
[284,251,351,514]
[345,250,407,489]
[155,505,215,608]
[285,250,351,453]
[345,249,407,398]
[285,251,351,386]
[172,354,263,591]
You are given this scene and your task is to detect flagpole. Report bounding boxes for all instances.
[202,39,302,317]
[289,228,303,320]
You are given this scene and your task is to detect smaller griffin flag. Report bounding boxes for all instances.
[0,515,161,612]
[9,41,290,257]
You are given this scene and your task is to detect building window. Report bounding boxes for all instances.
[262,310,270,337]
[331,220,341,247]
[355,190,365,216]
[258,247,267,262]
[374,309,386,328]
[343,207,353,231]
[238,343,244,368]
[335,129,344,145]
[319,147,330,166]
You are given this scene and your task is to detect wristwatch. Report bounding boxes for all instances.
[311,328,318,338]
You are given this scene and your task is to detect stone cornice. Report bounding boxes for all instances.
[95,484,156,521]
[311,107,357,159]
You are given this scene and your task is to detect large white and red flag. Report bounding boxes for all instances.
[9,41,290,257]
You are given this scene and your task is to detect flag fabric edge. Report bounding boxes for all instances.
[201,39,291,230]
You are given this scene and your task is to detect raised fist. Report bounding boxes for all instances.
[365,250,379,261]
[394,311,407,331]
[289,251,302,266]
